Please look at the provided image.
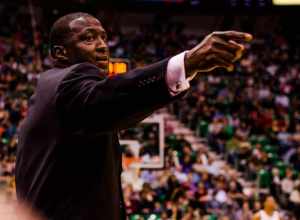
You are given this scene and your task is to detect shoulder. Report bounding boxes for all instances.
[39,62,100,79]
[70,62,103,76]
[71,62,99,72]
[60,62,106,83]
[273,211,280,217]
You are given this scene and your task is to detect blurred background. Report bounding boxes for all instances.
[1,0,300,219]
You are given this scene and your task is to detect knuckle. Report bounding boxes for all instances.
[212,31,218,36]
[205,54,212,61]
[210,38,217,46]
[209,54,216,60]
[210,32,216,38]
[206,45,213,53]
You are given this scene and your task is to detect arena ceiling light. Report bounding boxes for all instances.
[273,0,300,5]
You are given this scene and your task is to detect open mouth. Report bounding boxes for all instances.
[96,59,108,63]
[95,56,109,69]
[95,56,108,62]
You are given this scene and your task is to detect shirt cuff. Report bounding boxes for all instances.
[166,51,195,96]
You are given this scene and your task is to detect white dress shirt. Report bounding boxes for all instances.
[166,51,198,96]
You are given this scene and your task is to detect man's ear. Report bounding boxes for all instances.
[51,45,68,61]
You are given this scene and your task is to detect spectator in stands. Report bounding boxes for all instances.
[253,196,281,220]
[235,200,253,220]
[289,184,300,217]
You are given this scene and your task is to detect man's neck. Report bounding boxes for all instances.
[264,208,274,216]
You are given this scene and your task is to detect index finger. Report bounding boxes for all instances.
[213,31,253,42]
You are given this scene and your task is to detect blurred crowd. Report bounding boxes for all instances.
[0,3,300,220]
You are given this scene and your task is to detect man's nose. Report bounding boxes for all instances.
[95,37,107,51]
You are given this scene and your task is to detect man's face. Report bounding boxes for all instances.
[66,16,109,71]
[264,197,277,210]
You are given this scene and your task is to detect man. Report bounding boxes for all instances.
[15,12,252,220]
[253,196,281,220]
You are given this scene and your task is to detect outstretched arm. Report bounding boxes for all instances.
[55,31,252,134]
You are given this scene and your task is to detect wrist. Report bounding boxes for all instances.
[184,50,198,80]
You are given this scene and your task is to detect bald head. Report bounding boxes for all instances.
[49,12,109,70]
[49,12,97,57]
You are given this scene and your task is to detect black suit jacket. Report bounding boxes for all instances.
[15,59,186,220]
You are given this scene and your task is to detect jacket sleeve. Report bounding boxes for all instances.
[55,60,187,134]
